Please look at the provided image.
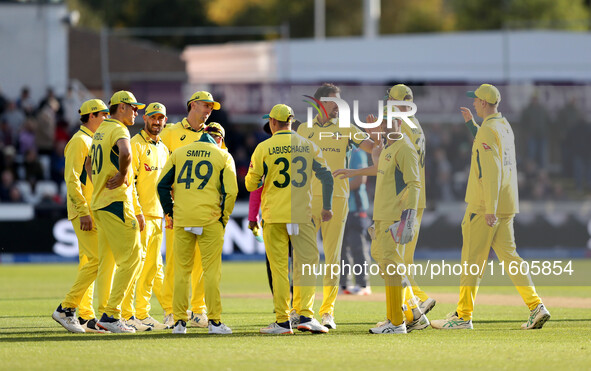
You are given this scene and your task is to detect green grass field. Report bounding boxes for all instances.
[1,262,590,370]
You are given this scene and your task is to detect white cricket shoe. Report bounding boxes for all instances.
[125,316,152,332]
[297,317,329,334]
[356,286,372,295]
[52,305,84,333]
[188,311,208,328]
[79,317,109,333]
[97,315,136,333]
[163,313,174,327]
[522,304,551,330]
[321,313,337,329]
[172,320,187,334]
[260,321,293,335]
[369,319,407,334]
[419,298,436,315]
[431,312,473,330]
[208,321,232,334]
[140,316,169,330]
[289,309,300,327]
[406,314,430,332]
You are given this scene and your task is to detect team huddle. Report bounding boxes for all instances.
[52,83,551,335]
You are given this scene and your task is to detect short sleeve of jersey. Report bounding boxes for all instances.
[112,124,130,143]
[349,125,364,146]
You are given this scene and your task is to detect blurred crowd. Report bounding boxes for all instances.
[1,86,590,207]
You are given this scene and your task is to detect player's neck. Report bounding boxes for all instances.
[316,114,331,125]
[144,129,158,142]
[187,114,204,131]
[83,122,99,133]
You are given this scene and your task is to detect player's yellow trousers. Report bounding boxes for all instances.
[456,211,542,320]
[61,215,98,320]
[94,201,141,319]
[402,208,429,317]
[172,223,224,323]
[121,217,164,319]
[161,228,206,316]
[265,222,319,323]
[310,195,348,316]
[372,220,405,326]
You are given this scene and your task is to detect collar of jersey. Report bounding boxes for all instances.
[483,112,502,123]
[273,130,292,136]
[140,129,160,145]
[79,126,94,138]
[182,118,204,133]
[104,118,126,128]
[314,116,336,128]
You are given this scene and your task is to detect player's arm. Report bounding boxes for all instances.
[399,144,421,211]
[245,146,264,192]
[106,138,132,189]
[460,107,480,137]
[311,143,334,221]
[248,187,263,224]
[157,153,176,219]
[477,127,502,223]
[130,141,145,231]
[64,139,93,230]
[220,155,239,227]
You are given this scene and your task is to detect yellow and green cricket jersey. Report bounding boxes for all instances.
[64,126,94,220]
[244,130,334,224]
[401,116,426,209]
[160,118,226,153]
[297,117,364,199]
[131,130,169,218]
[157,134,238,227]
[89,118,134,211]
[373,136,421,222]
[464,113,518,215]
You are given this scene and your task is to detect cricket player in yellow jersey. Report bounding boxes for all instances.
[388,84,436,320]
[120,103,170,331]
[246,104,335,335]
[159,91,224,327]
[86,90,144,333]
[335,115,421,334]
[157,123,237,335]
[52,99,109,333]
[431,84,550,330]
[296,83,375,329]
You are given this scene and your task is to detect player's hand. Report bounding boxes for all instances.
[460,107,474,122]
[248,221,263,242]
[321,209,333,222]
[388,209,417,244]
[333,168,354,179]
[485,214,498,227]
[136,214,146,232]
[106,172,129,189]
[79,215,93,231]
[164,214,173,229]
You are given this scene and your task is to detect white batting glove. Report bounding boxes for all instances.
[387,209,417,245]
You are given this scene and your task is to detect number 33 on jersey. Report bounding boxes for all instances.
[245,130,333,224]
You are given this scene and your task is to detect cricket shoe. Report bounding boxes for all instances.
[188,311,208,328]
[79,317,109,333]
[419,298,436,315]
[356,286,372,295]
[297,317,329,334]
[208,320,232,334]
[97,313,135,333]
[430,312,473,330]
[140,316,169,330]
[260,321,293,335]
[289,309,300,327]
[321,313,337,329]
[369,320,407,334]
[52,304,84,333]
[406,314,430,333]
[125,316,152,332]
[172,320,187,334]
[521,304,551,330]
[163,313,174,327]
